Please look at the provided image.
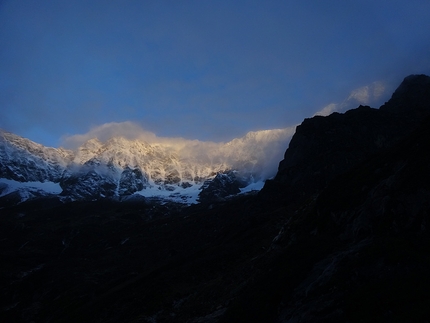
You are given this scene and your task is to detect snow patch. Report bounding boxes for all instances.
[135,183,202,205]
[239,180,265,194]
[0,178,62,197]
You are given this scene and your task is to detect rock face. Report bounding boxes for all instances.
[0,131,73,182]
[264,74,430,202]
[222,76,430,322]
[314,116,430,240]
[198,170,247,202]
[60,163,119,200]
[118,166,147,196]
[270,115,430,323]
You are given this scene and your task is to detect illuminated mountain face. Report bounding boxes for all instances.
[0,127,293,205]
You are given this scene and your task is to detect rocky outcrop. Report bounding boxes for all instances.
[60,159,119,200]
[313,115,430,239]
[60,170,118,200]
[0,130,72,182]
[268,115,430,323]
[118,166,147,196]
[198,170,247,202]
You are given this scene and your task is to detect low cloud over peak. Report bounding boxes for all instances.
[61,121,296,180]
[61,122,158,148]
[314,81,388,117]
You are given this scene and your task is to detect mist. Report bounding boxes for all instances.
[61,122,296,180]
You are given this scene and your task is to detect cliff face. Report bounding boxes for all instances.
[268,117,430,323]
[264,74,430,202]
[224,76,430,322]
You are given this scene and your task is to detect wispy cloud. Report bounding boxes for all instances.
[314,81,387,117]
[61,122,157,148]
[314,103,338,117]
[61,121,296,179]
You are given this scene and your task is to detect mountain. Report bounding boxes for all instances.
[0,127,292,206]
[263,74,430,203]
[221,116,430,323]
[0,130,73,182]
[228,74,430,322]
[1,74,430,323]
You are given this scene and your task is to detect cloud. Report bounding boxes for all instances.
[348,86,370,105]
[61,121,296,179]
[347,81,386,105]
[221,127,296,179]
[61,121,227,159]
[314,103,338,117]
[61,122,157,148]
[314,81,388,117]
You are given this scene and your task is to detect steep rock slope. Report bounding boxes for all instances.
[223,75,430,322]
[0,131,73,182]
[264,74,430,202]
[269,116,430,323]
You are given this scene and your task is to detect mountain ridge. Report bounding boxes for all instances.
[262,74,430,203]
[0,127,292,205]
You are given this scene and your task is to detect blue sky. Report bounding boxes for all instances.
[1,0,430,148]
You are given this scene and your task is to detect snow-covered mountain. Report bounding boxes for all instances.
[0,127,293,205]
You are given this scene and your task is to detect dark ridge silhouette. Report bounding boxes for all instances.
[1,74,430,322]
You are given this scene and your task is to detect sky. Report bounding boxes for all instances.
[1,0,430,148]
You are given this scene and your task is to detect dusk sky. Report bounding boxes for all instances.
[1,0,430,148]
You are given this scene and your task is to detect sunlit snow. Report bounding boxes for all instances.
[1,126,286,205]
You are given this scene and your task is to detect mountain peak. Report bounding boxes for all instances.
[381,74,430,113]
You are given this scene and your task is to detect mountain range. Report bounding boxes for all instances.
[0,126,293,206]
[1,74,430,323]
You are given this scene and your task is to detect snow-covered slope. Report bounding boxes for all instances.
[0,130,73,182]
[0,127,293,205]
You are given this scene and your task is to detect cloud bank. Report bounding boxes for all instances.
[61,122,296,180]
[60,79,391,181]
[61,122,158,148]
[314,81,387,117]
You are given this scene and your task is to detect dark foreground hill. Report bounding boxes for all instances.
[1,74,430,322]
